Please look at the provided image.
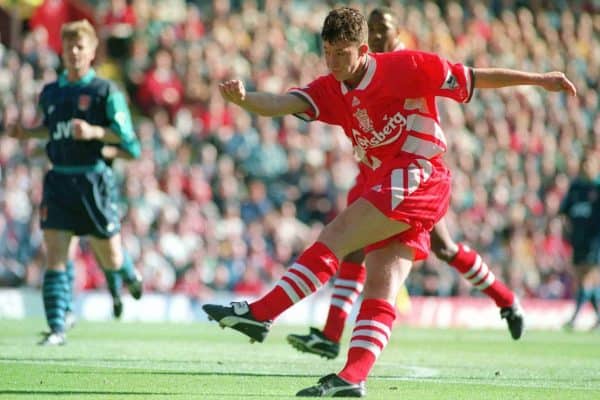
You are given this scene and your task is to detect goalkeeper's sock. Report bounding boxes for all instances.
[338,298,395,384]
[449,243,514,308]
[322,261,366,343]
[250,242,338,321]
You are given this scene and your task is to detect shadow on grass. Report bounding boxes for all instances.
[60,370,318,378]
[0,390,289,398]
[56,369,600,384]
[0,390,181,396]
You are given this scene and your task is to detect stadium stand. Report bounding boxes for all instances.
[0,0,598,307]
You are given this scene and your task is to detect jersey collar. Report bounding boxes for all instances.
[340,55,376,95]
[58,68,96,87]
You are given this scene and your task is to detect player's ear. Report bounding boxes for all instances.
[358,43,369,56]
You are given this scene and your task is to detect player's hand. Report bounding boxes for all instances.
[540,72,577,96]
[219,80,246,105]
[72,118,100,140]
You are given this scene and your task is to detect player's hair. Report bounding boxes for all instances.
[61,19,98,47]
[321,7,368,44]
[368,7,398,24]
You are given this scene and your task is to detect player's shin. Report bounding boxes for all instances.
[450,243,514,308]
[65,259,75,313]
[103,268,123,300]
[338,298,395,384]
[42,269,69,333]
[322,261,366,343]
[249,242,339,321]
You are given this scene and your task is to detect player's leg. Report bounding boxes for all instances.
[89,234,142,318]
[565,264,595,329]
[297,242,413,397]
[39,229,72,345]
[589,268,600,329]
[431,218,523,339]
[64,237,79,330]
[203,197,411,343]
[287,250,366,359]
[84,167,142,318]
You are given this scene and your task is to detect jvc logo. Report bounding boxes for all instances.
[52,121,72,140]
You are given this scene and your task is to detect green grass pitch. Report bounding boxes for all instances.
[1,319,599,399]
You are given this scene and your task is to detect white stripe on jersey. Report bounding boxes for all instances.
[390,162,423,209]
[288,89,320,121]
[408,114,446,146]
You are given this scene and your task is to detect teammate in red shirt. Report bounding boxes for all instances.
[203,7,576,397]
[286,7,524,362]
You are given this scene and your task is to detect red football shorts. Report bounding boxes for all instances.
[354,157,451,260]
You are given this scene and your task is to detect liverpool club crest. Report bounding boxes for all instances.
[353,108,373,133]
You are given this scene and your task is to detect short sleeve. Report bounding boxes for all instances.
[399,51,474,103]
[287,75,339,125]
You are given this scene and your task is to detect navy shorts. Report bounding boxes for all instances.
[40,168,121,239]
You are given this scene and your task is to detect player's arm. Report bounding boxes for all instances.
[73,88,141,159]
[219,79,310,117]
[472,68,577,96]
[101,144,133,160]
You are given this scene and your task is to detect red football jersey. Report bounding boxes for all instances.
[289,50,473,183]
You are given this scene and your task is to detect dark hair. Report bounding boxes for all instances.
[321,7,368,44]
[368,7,398,23]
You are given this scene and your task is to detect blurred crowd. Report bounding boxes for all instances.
[0,0,599,303]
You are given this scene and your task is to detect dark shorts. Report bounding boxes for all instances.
[572,235,600,266]
[40,168,121,239]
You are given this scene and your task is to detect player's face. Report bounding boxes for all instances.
[62,35,96,76]
[323,40,367,82]
[368,13,398,52]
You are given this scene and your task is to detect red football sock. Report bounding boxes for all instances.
[338,298,395,384]
[322,261,366,343]
[250,242,338,321]
[450,243,514,308]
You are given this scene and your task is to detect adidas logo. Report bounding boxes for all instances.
[352,96,360,107]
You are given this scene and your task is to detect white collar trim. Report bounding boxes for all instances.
[340,55,376,94]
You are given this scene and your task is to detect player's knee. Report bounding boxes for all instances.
[432,243,456,262]
[343,249,365,264]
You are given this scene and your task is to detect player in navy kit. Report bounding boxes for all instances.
[8,20,142,345]
[560,153,600,330]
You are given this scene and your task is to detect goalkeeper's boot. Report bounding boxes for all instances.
[202,301,271,343]
[287,327,340,359]
[500,298,525,340]
[296,374,365,397]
